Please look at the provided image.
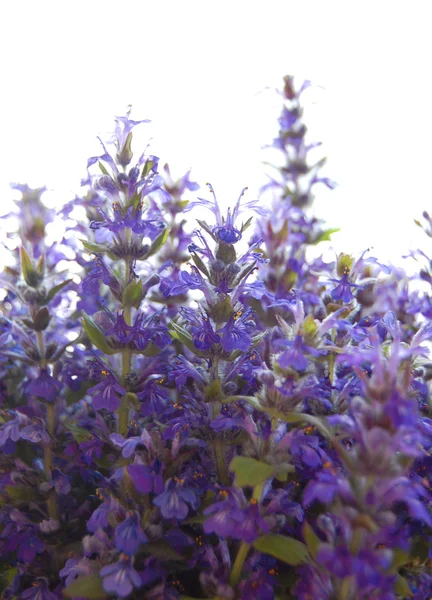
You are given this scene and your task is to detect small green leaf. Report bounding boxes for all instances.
[44,279,73,304]
[190,252,210,277]
[240,215,253,232]
[81,313,117,355]
[65,421,95,443]
[229,456,273,487]
[80,239,110,254]
[313,228,340,244]
[122,280,143,308]
[177,199,189,210]
[20,247,42,287]
[146,227,170,258]
[253,534,309,566]
[144,540,184,561]
[168,321,205,357]
[98,161,110,176]
[233,261,257,286]
[196,219,214,237]
[394,574,413,597]
[63,573,107,598]
[302,522,321,560]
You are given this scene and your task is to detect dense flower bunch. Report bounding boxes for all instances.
[1,76,432,599]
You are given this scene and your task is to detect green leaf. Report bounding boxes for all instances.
[394,574,413,597]
[44,279,73,304]
[167,321,205,357]
[63,574,107,598]
[146,227,170,258]
[253,534,309,565]
[229,456,273,487]
[122,280,143,308]
[20,247,42,287]
[196,219,214,237]
[79,239,110,254]
[313,227,340,245]
[81,313,117,355]
[0,566,17,595]
[240,215,253,232]
[65,421,95,443]
[190,251,210,277]
[144,540,185,561]
[302,522,321,560]
[233,260,257,286]
[98,161,110,176]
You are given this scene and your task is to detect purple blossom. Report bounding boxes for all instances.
[87,370,126,411]
[114,512,148,555]
[20,579,58,600]
[219,309,253,352]
[153,477,199,520]
[100,557,142,598]
[26,369,63,403]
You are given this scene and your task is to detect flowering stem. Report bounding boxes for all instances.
[36,330,47,368]
[229,483,264,587]
[230,540,250,587]
[118,305,132,436]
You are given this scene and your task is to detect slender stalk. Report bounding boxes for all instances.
[118,304,132,436]
[230,540,250,587]
[229,483,265,587]
[36,331,47,368]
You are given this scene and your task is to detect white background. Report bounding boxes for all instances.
[1,1,432,267]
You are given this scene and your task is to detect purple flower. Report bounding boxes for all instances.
[81,256,120,295]
[0,411,29,449]
[20,579,58,600]
[20,419,50,444]
[59,557,93,586]
[153,477,199,520]
[114,512,148,555]
[100,557,142,598]
[219,309,253,353]
[88,370,126,412]
[234,500,270,543]
[203,491,246,538]
[185,183,267,244]
[329,272,362,303]
[26,369,63,403]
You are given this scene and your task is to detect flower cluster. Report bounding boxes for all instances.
[1,76,432,600]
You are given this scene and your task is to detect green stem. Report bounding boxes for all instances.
[36,330,47,368]
[118,305,132,436]
[229,483,265,587]
[230,541,250,587]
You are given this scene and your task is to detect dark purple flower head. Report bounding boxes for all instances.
[100,556,142,598]
[114,511,148,555]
